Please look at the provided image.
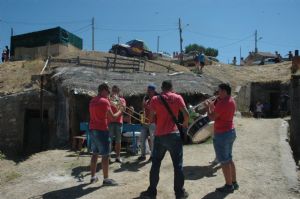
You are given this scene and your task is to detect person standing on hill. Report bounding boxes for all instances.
[196,51,205,73]
[205,83,238,193]
[1,50,5,63]
[89,83,124,186]
[5,46,9,62]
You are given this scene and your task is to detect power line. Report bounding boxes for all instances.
[94,27,177,32]
[72,24,91,33]
[1,19,90,26]
[186,29,238,41]
[260,40,299,48]
[218,34,253,49]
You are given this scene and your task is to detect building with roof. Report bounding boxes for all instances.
[10,27,82,60]
[244,51,277,66]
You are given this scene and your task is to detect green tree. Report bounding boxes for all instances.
[185,44,205,54]
[205,47,218,57]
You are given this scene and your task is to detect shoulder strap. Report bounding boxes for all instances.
[158,94,179,126]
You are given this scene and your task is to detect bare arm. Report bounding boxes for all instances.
[107,106,124,119]
[180,106,190,128]
[205,100,216,121]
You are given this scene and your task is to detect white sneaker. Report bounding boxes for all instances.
[90,176,99,184]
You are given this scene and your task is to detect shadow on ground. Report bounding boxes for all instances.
[114,159,150,172]
[201,191,230,199]
[37,183,102,199]
[71,162,101,182]
[183,164,221,180]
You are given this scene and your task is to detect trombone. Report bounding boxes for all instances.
[109,96,150,124]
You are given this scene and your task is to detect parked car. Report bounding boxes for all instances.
[153,51,173,60]
[109,39,153,59]
[251,58,278,65]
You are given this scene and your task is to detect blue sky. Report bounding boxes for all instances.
[0,0,299,63]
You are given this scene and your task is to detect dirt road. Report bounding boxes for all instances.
[0,117,299,199]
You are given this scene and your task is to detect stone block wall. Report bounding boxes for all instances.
[0,90,55,155]
[291,75,300,158]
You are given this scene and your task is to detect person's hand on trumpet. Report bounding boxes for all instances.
[204,98,216,112]
[116,103,125,112]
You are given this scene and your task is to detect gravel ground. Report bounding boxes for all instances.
[0,117,299,199]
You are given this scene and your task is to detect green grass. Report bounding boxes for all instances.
[1,171,22,184]
[0,151,5,160]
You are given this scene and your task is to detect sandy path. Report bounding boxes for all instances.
[0,117,299,199]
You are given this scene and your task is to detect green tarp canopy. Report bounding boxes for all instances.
[11,26,83,55]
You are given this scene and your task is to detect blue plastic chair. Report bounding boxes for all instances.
[79,122,91,152]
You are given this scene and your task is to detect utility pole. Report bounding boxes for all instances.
[179,18,183,65]
[118,36,120,44]
[157,36,160,53]
[92,17,95,51]
[254,30,258,53]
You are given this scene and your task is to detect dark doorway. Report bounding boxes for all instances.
[23,109,49,155]
[270,92,280,117]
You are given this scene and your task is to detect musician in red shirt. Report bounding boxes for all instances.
[138,84,157,161]
[140,80,189,199]
[89,83,123,186]
[108,85,126,163]
[206,83,238,193]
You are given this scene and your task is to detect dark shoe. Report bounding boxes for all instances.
[103,178,118,186]
[216,184,234,193]
[138,156,146,161]
[115,157,123,163]
[209,158,219,165]
[233,182,239,190]
[140,190,156,199]
[176,190,189,199]
[90,176,99,184]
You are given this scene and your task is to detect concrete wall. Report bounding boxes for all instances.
[0,90,55,155]
[14,43,80,60]
[290,75,300,158]
[235,83,251,113]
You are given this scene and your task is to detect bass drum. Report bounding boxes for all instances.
[187,116,214,144]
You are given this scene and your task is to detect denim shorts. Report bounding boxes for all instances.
[213,129,236,164]
[90,130,111,156]
[109,122,123,143]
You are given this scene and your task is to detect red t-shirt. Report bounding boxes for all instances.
[150,92,186,136]
[108,97,126,123]
[144,97,156,124]
[89,96,111,131]
[214,96,236,134]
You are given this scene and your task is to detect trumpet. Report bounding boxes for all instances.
[190,95,218,112]
[190,95,237,112]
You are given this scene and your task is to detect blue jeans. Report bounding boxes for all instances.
[213,129,236,164]
[109,122,123,143]
[148,132,185,196]
[140,123,155,156]
[90,130,111,156]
